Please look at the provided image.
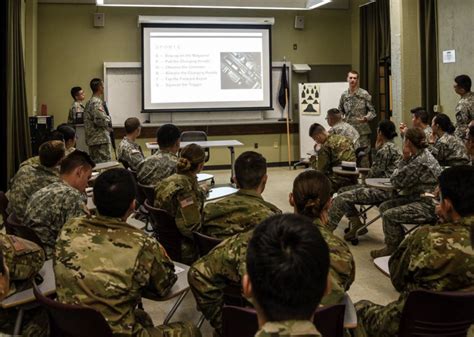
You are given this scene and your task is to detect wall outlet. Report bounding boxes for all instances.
[273,141,279,148]
[254,143,258,149]
[433,105,442,113]
[94,13,105,27]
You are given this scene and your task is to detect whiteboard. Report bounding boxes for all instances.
[103,62,290,126]
[298,82,348,159]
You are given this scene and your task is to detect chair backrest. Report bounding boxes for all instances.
[355,146,368,167]
[137,182,155,205]
[192,231,222,256]
[4,213,23,235]
[33,282,114,337]
[398,289,474,337]
[0,191,9,223]
[143,200,182,262]
[222,305,258,337]
[314,304,345,337]
[180,131,210,162]
[118,159,130,169]
[7,220,44,249]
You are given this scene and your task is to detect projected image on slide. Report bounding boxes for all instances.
[220,52,262,90]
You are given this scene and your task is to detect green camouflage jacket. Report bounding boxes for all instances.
[454,91,474,139]
[329,121,360,149]
[255,321,321,337]
[315,134,356,174]
[136,150,178,185]
[117,137,145,171]
[84,96,111,146]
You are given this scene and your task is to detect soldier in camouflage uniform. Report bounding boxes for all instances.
[57,123,77,156]
[356,166,474,337]
[67,86,85,124]
[84,78,112,163]
[54,168,201,337]
[371,128,443,258]
[309,123,357,194]
[328,121,402,238]
[0,233,47,336]
[154,144,207,264]
[428,113,470,166]
[23,150,94,259]
[245,214,329,337]
[466,124,474,164]
[453,75,474,139]
[399,107,432,141]
[117,117,145,171]
[338,71,376,167]
[136,124,181,185]
[202,151,281,239]
[327,108,360,149]
[6,140,64,220]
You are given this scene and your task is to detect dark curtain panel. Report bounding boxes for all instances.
[0,0,7,190]
[419,0,438,118]
[6,0,31,185]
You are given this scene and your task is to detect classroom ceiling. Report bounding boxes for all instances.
[38,0,349,10]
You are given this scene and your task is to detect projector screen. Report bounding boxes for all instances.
[141,24,272,112]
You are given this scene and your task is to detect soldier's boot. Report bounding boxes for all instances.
[344,216,365,241]
[370,245,397,259]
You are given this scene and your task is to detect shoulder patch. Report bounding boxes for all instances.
[179,195,194,208]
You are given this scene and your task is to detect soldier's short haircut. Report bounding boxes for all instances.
[438,165,474,217]
[378,120,398,140]
[234,151,266,189]
[93,168,136,218]
[39,140,65,168]
[326,108,342,118]
[410,107,430,124]
[57,124,76,143]
[60,150,95,174]
[405,127,428,149]
[309,123,326,137]
[348,70,359,78]
[124,117,141,134]
[433,113,455,134]
[90,78,102,93]
[70,86,82,100]
[156,124,181,148]
[247,214,329,321]
[292,170,331,219]
[454,74,471,92]
[48,130,65,142]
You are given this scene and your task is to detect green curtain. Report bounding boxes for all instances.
[419,0,438,118]
[6,0,31,185]
[0,0,7,190]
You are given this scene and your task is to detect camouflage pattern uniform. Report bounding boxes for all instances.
[117,136,145,171]
[68,101,85,124]
[23,180,88,259]
[188,218,354,334]
[136,150,178,185]
[454,91,474,139]
[401,126,432,142]
[6,164,60,221]
[313,133,358,194]
[84,95,112,163]
[329,120,361,149]
[0,234,47,337]
[154,173,206,264]
[328,141,401,230]
[255,321,322,337]
[19,155,41,168]
[379,149,442,249]
[202,189,281,239]
[356,215,474,337]
[65,146,76,156]
[428,132,470,166]
[54,215,201,337]
[338,88,376,165]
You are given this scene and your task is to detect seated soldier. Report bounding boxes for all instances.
[137,123,180,185]
[371,128,442,258]
[23,150,94,259]
[154,144,207,264]
[188,170,352,335]
[245,214,330,337]
[0,250,9,301]
[20,130,65,168]
[7,140,65,220]
[202,151,281,239]
[309,123,358,194]
[428,113,470,166]
[57,123,77,156]
[328,120,402,238]
[465,124,474,164]
[117,117,145,171]
[327,108,360,149]
[356,165,474,337]
[399,107,432,140]
[0,234,46,336]
[54,168,201,337]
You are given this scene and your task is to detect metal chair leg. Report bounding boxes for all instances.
[163,289,189,325]
[13,308,24,336]
[197,314,205,328]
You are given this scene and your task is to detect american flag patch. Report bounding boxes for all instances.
[179,196,194,208]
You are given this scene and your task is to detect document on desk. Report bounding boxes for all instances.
[174,265,185,274]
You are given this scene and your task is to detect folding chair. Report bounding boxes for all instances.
[6,220,44,249]
[181,131,210,162]
[137,182,155,231]
[192,231,222,257]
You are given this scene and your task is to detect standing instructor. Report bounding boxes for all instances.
[339,70,376,166]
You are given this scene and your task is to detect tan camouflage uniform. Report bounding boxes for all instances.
[255,321,322,337]
[428,132,470,167]
[329,120,361,149]
[313,133,358,194]
[117,137,145,171]
[68,101,85,124]
[356,215,474,337]
[202,189,281,239]
[454,91,474,139]
[23,180,88,259]
[19,155,41,169]
[136,150,178,186]
[54,214,201,337]
[154,173,206,264]
[84,95,112,163]
[401,126,432,142]
[6,164,60,221]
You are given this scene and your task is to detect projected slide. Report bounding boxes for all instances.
[142,26,272,112]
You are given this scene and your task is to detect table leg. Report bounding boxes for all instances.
[13,307,24,336]
[228,146,235,183]
[196,314,205,328]
[163,290,188,325]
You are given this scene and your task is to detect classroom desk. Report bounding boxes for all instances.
[373,256,390,277]
[146,140,244,178]
[197,173,214,183]
[206,186,238,201]
[93,160,120,171]
[332,166,361,177]
[365,178,394,191]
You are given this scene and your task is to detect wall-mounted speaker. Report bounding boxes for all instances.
[94,13,105,28]
[294,16,304,30]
